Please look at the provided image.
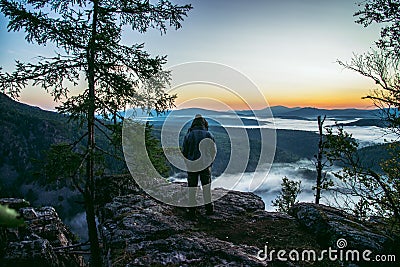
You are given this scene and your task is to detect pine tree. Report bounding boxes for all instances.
[0,1,192,265]
[272,177,302,213]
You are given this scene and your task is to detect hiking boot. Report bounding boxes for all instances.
[205,204,214,215]
[187,207,197,217]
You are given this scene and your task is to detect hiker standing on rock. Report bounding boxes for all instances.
[182,114,216,216]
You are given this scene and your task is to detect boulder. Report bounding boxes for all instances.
[99,187,270,266]
[0,198,85,267]
[0,198,30,210]
[288,203,398,255]
[3,234,59,267]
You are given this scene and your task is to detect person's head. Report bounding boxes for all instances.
[191,114,208,130]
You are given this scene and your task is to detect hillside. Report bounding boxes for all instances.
[0,93,90,222]
[0,93,124,220]
[0,93,80,192]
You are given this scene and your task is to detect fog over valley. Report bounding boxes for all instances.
[156,107,395,211]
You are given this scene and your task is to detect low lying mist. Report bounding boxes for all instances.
[170,159,341,211]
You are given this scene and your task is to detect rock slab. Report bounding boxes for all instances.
[0,198,85,267]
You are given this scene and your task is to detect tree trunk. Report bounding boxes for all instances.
[315,115,325,204]
[86,0,102,266]
[84,191,102,266]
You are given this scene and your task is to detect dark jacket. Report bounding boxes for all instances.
[182,119,215,162]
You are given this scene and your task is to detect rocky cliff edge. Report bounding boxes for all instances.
[1,175,398,267]
[97,175,399,267]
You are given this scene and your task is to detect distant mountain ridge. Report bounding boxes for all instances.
[278,107,379,119]
[164,106,379,120]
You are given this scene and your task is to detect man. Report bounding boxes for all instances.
[182,114,215,215]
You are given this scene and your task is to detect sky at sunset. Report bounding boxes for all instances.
[0,0,383,111]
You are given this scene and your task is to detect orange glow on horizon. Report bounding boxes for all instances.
[20,95,376,112]
[173,86,376,111]
[17,83,377,112]
[173,99,375,111]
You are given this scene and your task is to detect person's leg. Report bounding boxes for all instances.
[187,172,199,214]
[200,167,213,214]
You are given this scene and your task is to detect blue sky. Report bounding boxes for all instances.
[0,0,383,110]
